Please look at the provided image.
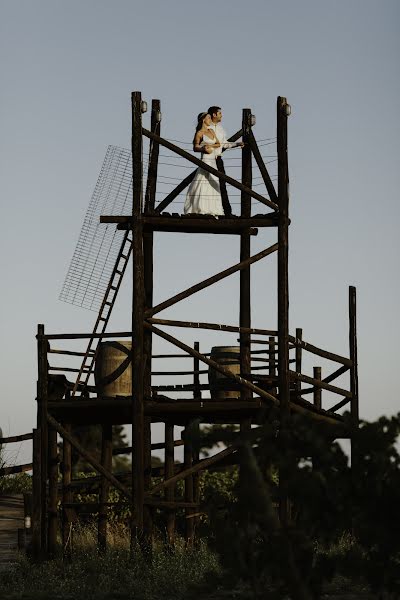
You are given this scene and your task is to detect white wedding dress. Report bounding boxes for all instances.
[184,132,224,216]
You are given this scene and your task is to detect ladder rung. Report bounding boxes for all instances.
[121,254,128,259]
[105,301,112,306]
[99,317,107,321]
[110,286,117,291]
[115,270,123,275]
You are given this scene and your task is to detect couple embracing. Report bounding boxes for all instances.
[184,106,244,218]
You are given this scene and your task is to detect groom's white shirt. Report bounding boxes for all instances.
[208,122,240,157]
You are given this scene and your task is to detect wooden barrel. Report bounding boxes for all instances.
[94,341,132,397]
[208,346,240,400]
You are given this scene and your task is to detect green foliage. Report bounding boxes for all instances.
[196,410,400,599]
[0,524,219,600]
[0,472,32,493]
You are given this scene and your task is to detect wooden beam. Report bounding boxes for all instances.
[165,423,175,544]
[0,463,33,476]
[143,128,278,211]
[47,424,59,556]
[240,108,252,404]
[62,422,72,558]
[36,323,48,554]
[149,445,238,496]
[148,317,277,337]
[98,423,112,553]
[328,397,350,413]
[300,364,349,395]
[31,428,42,559]
[289,371,352,398]
[131,91,145,538]
[248,130,279,204]
[288,336,352,367]
[277,96,290,527]
[146,243,278,318]
[47,414,132,500]
[0,432,33,444]
[313,367,322,410]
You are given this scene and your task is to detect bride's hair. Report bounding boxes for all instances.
[193,112,208,144]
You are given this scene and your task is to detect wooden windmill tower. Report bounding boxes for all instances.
[32,93,358,557]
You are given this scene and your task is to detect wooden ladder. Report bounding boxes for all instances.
[72,230,133,397]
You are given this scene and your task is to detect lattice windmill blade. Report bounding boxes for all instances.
[59,145,149,396]
[71,229,133,396]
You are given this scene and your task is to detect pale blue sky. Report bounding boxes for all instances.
[1,1,399,463]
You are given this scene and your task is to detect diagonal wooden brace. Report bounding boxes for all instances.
[146,243,278,318]
[47,414,132,501]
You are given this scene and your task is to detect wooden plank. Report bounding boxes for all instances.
[146,243,278,318]
[102,214,276,229]
[143,128,279,211]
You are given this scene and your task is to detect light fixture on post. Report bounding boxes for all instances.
[155,110,162,123]
[284,103,291,116]
[250,114,256,127]
[141,100,148,113]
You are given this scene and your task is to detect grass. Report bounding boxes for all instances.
[0,523,220,600]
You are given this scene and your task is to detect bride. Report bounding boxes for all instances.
[184,112,224,217]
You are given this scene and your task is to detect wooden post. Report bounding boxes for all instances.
[240,108,252,404]
[295,328,302,399]
[313,367,322,410]
[31,428,42,559]
[277,96,290,527]
[216,156,231,216]
[131,91,145,549]
[184,424,194,545]
[349,286,359,475]
[62,422,73,558]
[98,423,112,553]
[143,99,161,547]
[192,342,200,531]
[47,424,58,556]
[165,423,175,545]
[268,336,277,395]
[36,324,48,555]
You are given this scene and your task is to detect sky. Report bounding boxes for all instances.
[0,0,399,465]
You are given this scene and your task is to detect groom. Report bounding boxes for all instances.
[207,106,244,216]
